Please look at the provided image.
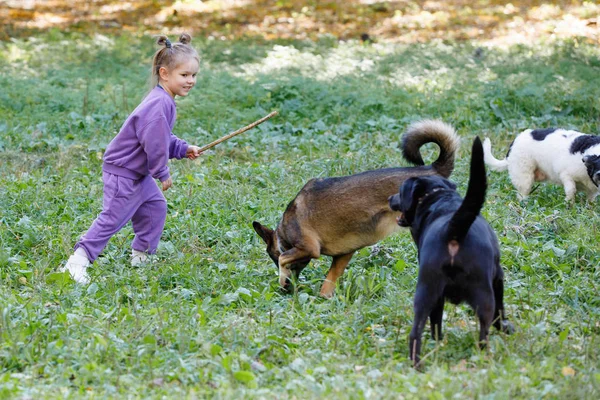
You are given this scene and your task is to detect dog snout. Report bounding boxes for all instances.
[279,278,293,293]
[388,194,401,210]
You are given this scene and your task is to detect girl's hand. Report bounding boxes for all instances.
[162,177,172,191]
[186,145,202,160]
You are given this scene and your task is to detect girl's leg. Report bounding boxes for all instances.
[76,172,145,262]
[130,175,167,255]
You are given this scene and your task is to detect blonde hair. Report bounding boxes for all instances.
[151,33,200,87]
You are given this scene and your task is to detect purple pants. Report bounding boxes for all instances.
[75,172,167,262]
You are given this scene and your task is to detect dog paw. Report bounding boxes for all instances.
[412,359,426,372]
[279,267,292,288]
[319,279,336,299]
[500,320,515,334]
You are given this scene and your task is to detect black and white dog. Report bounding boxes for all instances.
[483,128,600,202]
[389,137,513,368]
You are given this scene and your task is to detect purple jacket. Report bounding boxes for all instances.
[103,86,188,182]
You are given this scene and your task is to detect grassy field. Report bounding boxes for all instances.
[1,31,600,398]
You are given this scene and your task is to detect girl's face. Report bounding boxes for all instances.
[159,58,199,98]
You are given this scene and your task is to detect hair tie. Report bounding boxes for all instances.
[165,39,172,49]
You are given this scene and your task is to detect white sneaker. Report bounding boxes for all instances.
[60,252,90,284]
[131,249,149,267]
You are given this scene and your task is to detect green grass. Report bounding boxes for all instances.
[1,31,600,398]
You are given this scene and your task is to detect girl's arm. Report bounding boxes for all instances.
[169,134,202,160]
[168,133,189,159]
[139,116,172,182]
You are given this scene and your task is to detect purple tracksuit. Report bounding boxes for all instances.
[75,86,189,262]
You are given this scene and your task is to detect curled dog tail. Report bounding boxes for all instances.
[402,119,460,178]
[482,137,508,171]
[447,137,487,246]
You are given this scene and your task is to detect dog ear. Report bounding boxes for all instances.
[399,178,426,225]
[252,221,274,245]
[402,178,425,204]
[583,155,600,165]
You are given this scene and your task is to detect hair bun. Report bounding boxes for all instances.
[179,33,192,45]
[156,35,169,47]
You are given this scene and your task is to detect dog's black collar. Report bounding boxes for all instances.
[418,188,453,204]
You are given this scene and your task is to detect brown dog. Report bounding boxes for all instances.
[253,120,460,298]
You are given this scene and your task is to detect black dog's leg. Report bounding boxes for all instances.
[492,274,514,334]
[472,288,495,349]
[410,284,441,368]
[429,296,445,341]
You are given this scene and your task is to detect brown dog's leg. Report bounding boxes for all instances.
[278,247,318,288]
[320,252,355,299]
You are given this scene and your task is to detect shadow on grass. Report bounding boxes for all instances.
[1,0,598,45]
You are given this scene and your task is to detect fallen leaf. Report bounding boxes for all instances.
[152,378,165,386]
[451,359,468,372]
[251,360,267,372]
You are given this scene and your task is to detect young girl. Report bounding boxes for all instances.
[61,34,202,284]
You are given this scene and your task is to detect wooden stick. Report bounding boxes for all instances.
[197,111,278,153]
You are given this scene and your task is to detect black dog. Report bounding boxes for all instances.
[389,137,513,368]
